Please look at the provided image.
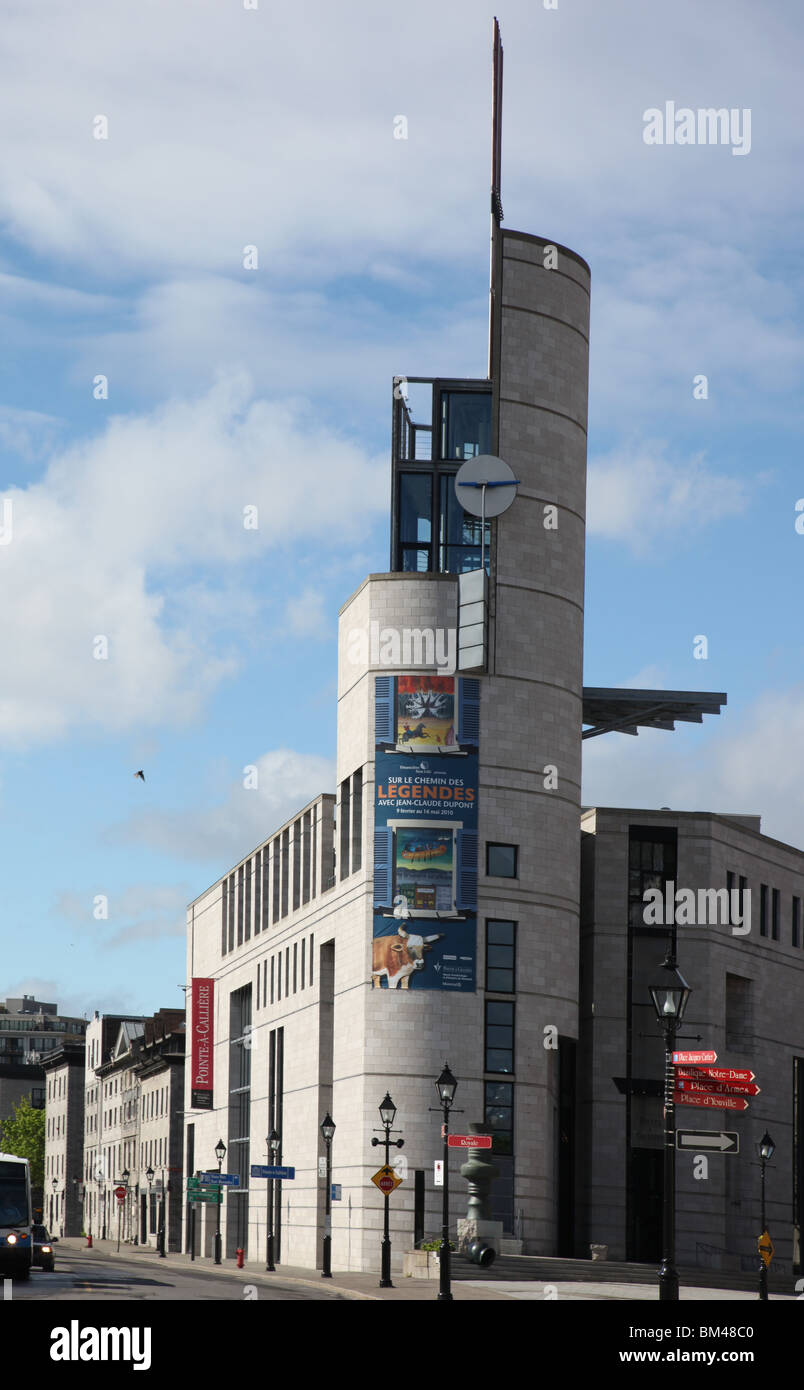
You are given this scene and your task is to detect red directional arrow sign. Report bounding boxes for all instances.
[675,1079,760,1097]
[673,1090,748,1112]
[676,1066,755,1084]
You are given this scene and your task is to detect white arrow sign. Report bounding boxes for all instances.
[677,1130,739,1153]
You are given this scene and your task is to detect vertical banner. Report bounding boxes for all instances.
[191,977,214,1109]
[372,675,478,991]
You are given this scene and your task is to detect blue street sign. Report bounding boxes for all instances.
[199,1172,240,1186]
[331,1184,342,1201]
[250,1164,296,1180]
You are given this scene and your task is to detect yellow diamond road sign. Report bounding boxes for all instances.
[371,1165,403,1194]
[758,1230,774,1267]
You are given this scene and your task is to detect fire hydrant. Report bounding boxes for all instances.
[87,1233,93,1248]
[236,1247,244,1269]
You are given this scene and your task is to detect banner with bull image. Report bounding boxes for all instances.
[372,675,478,991]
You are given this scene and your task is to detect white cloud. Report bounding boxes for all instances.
[109,748,334,863]
[0,374,385,748]
[587,442,749,553]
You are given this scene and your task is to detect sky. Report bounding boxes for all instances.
[0,0,802,1019]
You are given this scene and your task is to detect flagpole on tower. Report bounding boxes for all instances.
[488,16,504,379]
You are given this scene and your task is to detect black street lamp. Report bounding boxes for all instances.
[117,1167,130,1253]
[757,1131,775,1301]
[371,1092,404,1288]
[320,1113,336,1278]
[649,955,691,1302]
[266,1129,280,1272]
[214,1138,226,1265]
[158,1170,167,1258]
[51,1178,57,1231]
[433,1064,458,1302]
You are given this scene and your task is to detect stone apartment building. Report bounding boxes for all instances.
[42,1042,85,1236]
[578,807,804,1277]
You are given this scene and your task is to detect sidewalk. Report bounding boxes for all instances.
[56,1237,513,1300]
[55,1238,795,1300]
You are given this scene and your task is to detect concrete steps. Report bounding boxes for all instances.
[452,1252,791,1294]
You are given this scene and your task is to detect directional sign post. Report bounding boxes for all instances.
[675,1079,760,1098]
[677,1130,740,1154]
[676,1067,755,1084]
[673,1091,748,1112]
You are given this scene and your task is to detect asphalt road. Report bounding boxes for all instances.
[6,1249,347,1301]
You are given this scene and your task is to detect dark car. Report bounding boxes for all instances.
[31,1225,57,1271]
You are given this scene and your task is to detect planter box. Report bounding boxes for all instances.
[402,1250,440,1279]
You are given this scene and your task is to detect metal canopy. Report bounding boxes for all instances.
[582,688,726,740]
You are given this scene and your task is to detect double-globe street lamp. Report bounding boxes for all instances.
[265,1128,280,1272]
[371,1092,404,1288]
[320,1113,336,1278]
[649,954,692,1302]
[213,1138,226,1265]
[757,1131,775,1301]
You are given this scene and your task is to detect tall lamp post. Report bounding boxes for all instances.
[320,1113,336,1278]
[757,1131,775,1301]
[371,1092,404,1288]
[117,1167,130,1253]
[265,1128,280,1271]
[433,1064,458,1302]
[51,1178,57,1230]
[649,955,691,1302]
[145,1164,154,1246]
[213,1138,226,1265]
[158,1169,167,1257]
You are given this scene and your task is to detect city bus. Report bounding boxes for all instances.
[0,1153,33,1279]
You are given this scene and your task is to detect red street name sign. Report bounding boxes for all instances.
[676,1079,760,1098]
[676,1066,755,1084]
[673,1051,717,1064]
[447,1135,493,1149]
[673,1090,748,1112]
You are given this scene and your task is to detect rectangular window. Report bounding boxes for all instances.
[301,937,306,989]
[485,1000,514,1074]
[244,856,252,941]
[270,956,275,1005]
[772,887,780,941]
[726,870,734,926]
[256,962,261,1010]
[340,778,351,880]
[272,838,281,924]
[302,810,311,905]
[760,884,768,937]
[293,942,298,993]
[310,934,314,986]
[351,768,363,874]
[486,843,518,878]
[312,810,317,898]
[293,819,301,912]
[285,947,290,997]
[740,875,747,925]
[237,864,245,945]
[794,896,801,949]
[281,830,289,918]
[484,1081,513,1155]
[254,849,261,935]
[228,872,235,952]
[277,953,281,1003]
[262,846,270,932]
[726,973,753,1049]
[486,920,516,992]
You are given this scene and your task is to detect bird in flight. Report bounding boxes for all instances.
[134,770,145,781]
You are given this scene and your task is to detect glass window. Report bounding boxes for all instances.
[399,473,432,543]
[772,888,780,941]
[439,391,492,461]
[484,1081,513,1155]
[487,843,518,878]
[793,896,801,949]
[486,920,516,993]
[438,474,489,575]
[485,1000,514,1074]
[760,884,768,937]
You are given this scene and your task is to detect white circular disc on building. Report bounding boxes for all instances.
[454,454,519,517]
